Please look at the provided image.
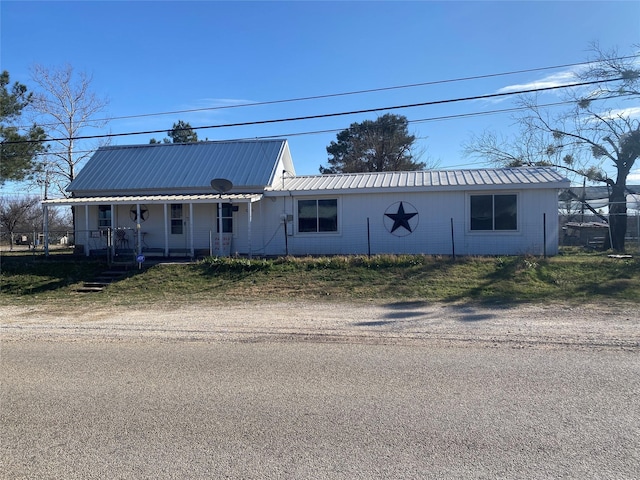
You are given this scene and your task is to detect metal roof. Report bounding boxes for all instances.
[268,167,570,194]
[67,139,291,193]
[43,193,263,206]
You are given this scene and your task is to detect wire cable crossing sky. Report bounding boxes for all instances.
[14,55,637,130]
[2,77,626,146]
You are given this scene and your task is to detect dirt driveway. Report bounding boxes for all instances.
[1,300,638,349]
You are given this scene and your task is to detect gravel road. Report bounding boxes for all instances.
[1,300,639,479]
[1,300,638,349]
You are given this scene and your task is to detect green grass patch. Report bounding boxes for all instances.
[0,253,107,297]
[1,251,639,307]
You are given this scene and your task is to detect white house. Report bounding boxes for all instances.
[42,139,570,258]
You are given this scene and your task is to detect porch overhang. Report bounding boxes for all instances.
[41,193,263,258]
[42,193,263,206]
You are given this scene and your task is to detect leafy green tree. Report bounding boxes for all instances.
[0,71,47,183]
[320,114,425,174]
[150,120,198,144]
[168,120,198,143]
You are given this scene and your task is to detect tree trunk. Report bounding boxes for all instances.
[605,183,627,252]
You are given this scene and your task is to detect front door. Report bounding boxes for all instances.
[214,203,233,255]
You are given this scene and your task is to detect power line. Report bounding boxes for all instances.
[19,55,639,129]
[15,91,632,158]
[29,100,569,155]
[1,77,626,146]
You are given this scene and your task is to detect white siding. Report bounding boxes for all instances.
[254,188,561,256]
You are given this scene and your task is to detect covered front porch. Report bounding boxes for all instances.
[42,193,263,259]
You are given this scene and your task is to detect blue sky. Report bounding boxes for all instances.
[2,0,639,196]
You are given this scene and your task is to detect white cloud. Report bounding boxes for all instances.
[195,98,256,107]
[497,71,577,94]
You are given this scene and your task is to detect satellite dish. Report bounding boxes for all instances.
[210,178,233,194]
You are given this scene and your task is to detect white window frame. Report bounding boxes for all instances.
[467,193,519,233]
[170,203,183,235]
[295,197,341,235]
[98,205,112,230]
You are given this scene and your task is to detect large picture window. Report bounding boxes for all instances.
[470,194,517,231]
[298,199,338,233]
[171,204,183,234]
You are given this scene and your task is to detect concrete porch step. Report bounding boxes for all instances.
[75,285,108,293]
[74,267,130,294]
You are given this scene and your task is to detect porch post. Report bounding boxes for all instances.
[247,200,253,259]
[189,202,194,258]
[163,203,169,257]
[111,203,116,258]
[84,204,90,257]
[136,203,142,255]
[43,204,49,256]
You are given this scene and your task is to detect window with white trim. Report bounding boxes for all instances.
[98,205,111,229]
[171,204,183,234]
[216,203,233,233]
[297,199,338,233]
[470,194,517,231]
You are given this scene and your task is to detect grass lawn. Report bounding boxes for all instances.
[1,249,639,307]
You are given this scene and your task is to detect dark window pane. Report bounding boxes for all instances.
[171,219,183,235]
[298,200,317,232]
[494,195,517,230]
[318,199,337,232]
[470,195,493,230]
[216,203,233,233]
[171,204,182,219]
[221,203,233,217]
[98,205,111,228]
[171,204,183,234]
[298,218,317,232]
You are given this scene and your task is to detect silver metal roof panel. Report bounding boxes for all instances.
[68,139,290,193]
[270,167,569,194]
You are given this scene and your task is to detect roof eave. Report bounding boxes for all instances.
[265,181,571,196]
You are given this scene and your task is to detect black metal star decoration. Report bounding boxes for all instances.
[385,202,418,233]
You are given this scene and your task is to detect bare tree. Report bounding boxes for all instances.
[29,64,110,200]
[463,128,583,172]
[465,44,639,251]
[0,196,39,249]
